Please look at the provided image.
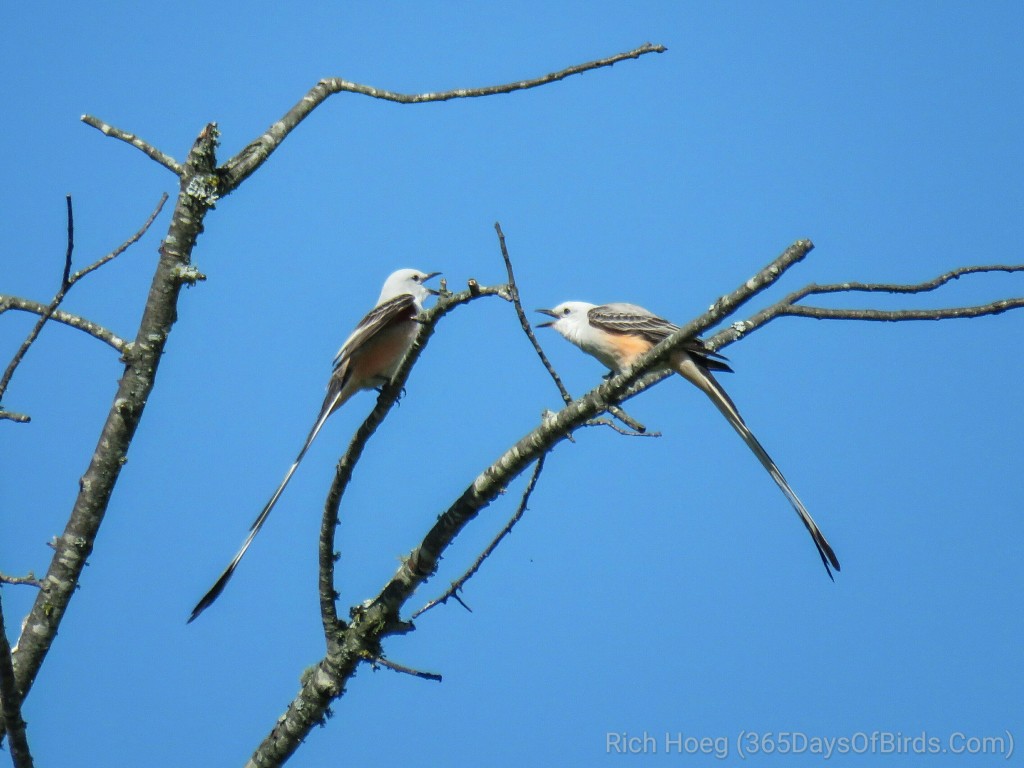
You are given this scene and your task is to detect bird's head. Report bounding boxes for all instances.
[379,269,441,306]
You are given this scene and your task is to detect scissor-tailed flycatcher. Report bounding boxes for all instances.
[188,268,440,622]
[537,301,840,579]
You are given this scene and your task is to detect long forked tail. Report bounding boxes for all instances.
[187,389,343,623]
[674,356,841,579]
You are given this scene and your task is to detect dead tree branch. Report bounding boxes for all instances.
[79,116,182,174]
[0,193,167,420]
[493,221,647,433]
[6,126,218,727]
[708,263,1024,350]
[221,43,666,193]
[0,300,128,355]
[0,573,43,588]
[414,455,546,619]
[365,654,442,683]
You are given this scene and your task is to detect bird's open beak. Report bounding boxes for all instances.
[535,308,557,328]
[423,271,442,295]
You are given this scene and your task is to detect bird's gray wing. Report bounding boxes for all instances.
[589,303,731,373]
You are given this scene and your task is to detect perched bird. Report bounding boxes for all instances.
[189,268,440,622]
[537,300,839,578]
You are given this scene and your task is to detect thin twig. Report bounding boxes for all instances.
[0,590,35,768]
[493,222,648,433]
[494,222,571,404]
[0,573,43,588]
[60,195,73,289]
[365,654,442,683]
[792,264,1024,299]
[0,194,166,408]
[707,263,1024,351]
[414,455,547,619]
[780,299,1024,322]
[221,43,666,193]
[80,115,182,174]
[583,418,661,437]
[69,193,168,283]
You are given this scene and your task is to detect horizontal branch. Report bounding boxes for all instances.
[366,654,442,683]
[708,262,1024,350]
[80,115,182,174]
[779,298,1024,322]
[221,43,666,192]
[790,264,1024,299]
[0,573,43,588]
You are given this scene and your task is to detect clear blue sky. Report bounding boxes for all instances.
[2,2,1022,766]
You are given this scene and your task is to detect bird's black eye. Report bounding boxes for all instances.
[412,274,421,282]
[562,307,571,315]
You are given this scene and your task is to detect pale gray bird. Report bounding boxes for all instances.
[537,300,839,579]
[189,268,440,622]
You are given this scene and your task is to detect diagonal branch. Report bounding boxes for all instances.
[6,125,218,731]
[220,43,666,193]
[494,222,572,405]
[80,115,182,174]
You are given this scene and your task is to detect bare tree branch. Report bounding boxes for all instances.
[80,115,182,174]
[0,591,34,768]
[0,299,128,354]
[365,654,442,683]
[707,263,1024,350]
[414,455,546,619]
[779,299,1024,322]
[7,125,218,725]
[0,193,167,417]
[494,221,648,433]
[0,574,42,588]
[494,222,572,405]
[789,264,1024,299]
[60,195,73,289]
[583,417,661,437]
[221,43,666,193]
